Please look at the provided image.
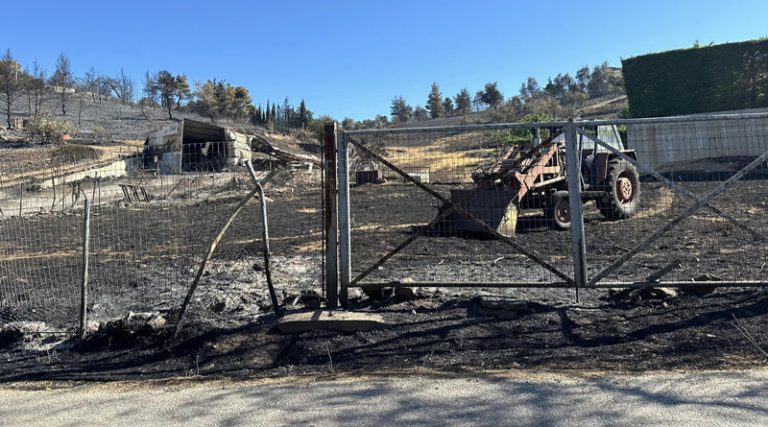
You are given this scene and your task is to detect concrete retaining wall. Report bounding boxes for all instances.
[627,115,768,172]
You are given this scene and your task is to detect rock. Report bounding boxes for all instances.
[347,288,365,302]
[102,312,167,332]
[0,321,49,343]
[298,289,324,309]
[414,287,439,299]
[282,290,302,306]
[146,315,167,330]
[0,321,68,352]
[394,287,417,301]
[361,286,394,300]
[610,287,678,305]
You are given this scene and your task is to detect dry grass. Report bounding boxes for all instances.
[386,145,495,172]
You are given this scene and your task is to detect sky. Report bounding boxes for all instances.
[2,0,767,120]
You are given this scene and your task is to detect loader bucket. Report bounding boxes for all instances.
[443,189,519,236]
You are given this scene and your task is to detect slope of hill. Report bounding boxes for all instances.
[3,93,261,143]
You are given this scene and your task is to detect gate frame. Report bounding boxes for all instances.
[326,113,768,306]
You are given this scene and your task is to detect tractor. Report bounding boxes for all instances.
[440,125,640,235]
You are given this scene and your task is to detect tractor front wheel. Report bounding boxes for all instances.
[598,159,641,220]
[546,191,571,231]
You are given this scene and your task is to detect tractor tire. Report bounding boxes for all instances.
[598,159,641,220]
[545,191,571,231]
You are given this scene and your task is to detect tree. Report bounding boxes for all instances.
[142,71,159,107]
[25,59,46,116]
[442,97,454,115]
[50,53,74,115]
[373,114,389,128]
[519,77,540,99]
[298,99,311,129]
[390,96,412,123]
[151,70,183,119]
[95,75,111,103]
[544,73,577,101]
[176,75,191,108]
[454,89,472,114]
[0,49,24,128]
[476,81,504,108]
[109,69,135,104]
[585,62,624,99]
[341,117,356,130]
[190,75,254,123]
[232,86,253,120]
[426,82,445,118]
[81,67,100,102]
[576,65,590,92]
[413,105,429,121]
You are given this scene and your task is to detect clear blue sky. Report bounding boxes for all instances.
[2,0,767,120]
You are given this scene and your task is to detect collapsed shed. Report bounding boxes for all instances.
[143,119,252,174]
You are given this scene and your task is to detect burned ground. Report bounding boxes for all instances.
[0,177,767,380]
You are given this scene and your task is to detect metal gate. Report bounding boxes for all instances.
[321,113,768,305]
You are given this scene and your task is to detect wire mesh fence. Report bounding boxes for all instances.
[0,141,324,332]
[343,124,576,288]
[583,115,768,286]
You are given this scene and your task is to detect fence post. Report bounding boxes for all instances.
[323,122,339,308]
[80,198,92,339]
[337,131,351,307]
[564,121,588,299]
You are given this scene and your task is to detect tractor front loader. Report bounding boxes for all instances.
[439,126,640,236]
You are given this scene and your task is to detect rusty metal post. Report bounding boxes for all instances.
[564,121,587,301]
[323,122,339,308]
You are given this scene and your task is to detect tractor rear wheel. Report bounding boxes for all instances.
[598,159,640,220]
[546,191,571,230]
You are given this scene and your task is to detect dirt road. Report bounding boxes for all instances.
[1,370,767,426]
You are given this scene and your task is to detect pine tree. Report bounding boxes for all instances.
[426,82,445,119]
[390,96,413,123]
[298,99,309,129]
[454,89,472,115]
[442,97,454,115]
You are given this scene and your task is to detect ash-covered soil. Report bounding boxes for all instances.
[1,286,768,382]
[1,178,767,380]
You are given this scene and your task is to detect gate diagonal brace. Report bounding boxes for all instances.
[579,129,767,243]
[347,136,575,286]
[350,185,486,286]
[588,144,768,286]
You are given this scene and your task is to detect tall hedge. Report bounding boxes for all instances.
[622,39,768,117]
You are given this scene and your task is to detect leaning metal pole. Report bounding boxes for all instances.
[246,161,280,317]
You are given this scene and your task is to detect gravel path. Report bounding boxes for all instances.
[1,369,767,426]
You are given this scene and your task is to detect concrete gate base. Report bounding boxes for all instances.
[275,310,391,333]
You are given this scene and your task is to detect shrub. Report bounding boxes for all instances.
[28,113,72,143]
